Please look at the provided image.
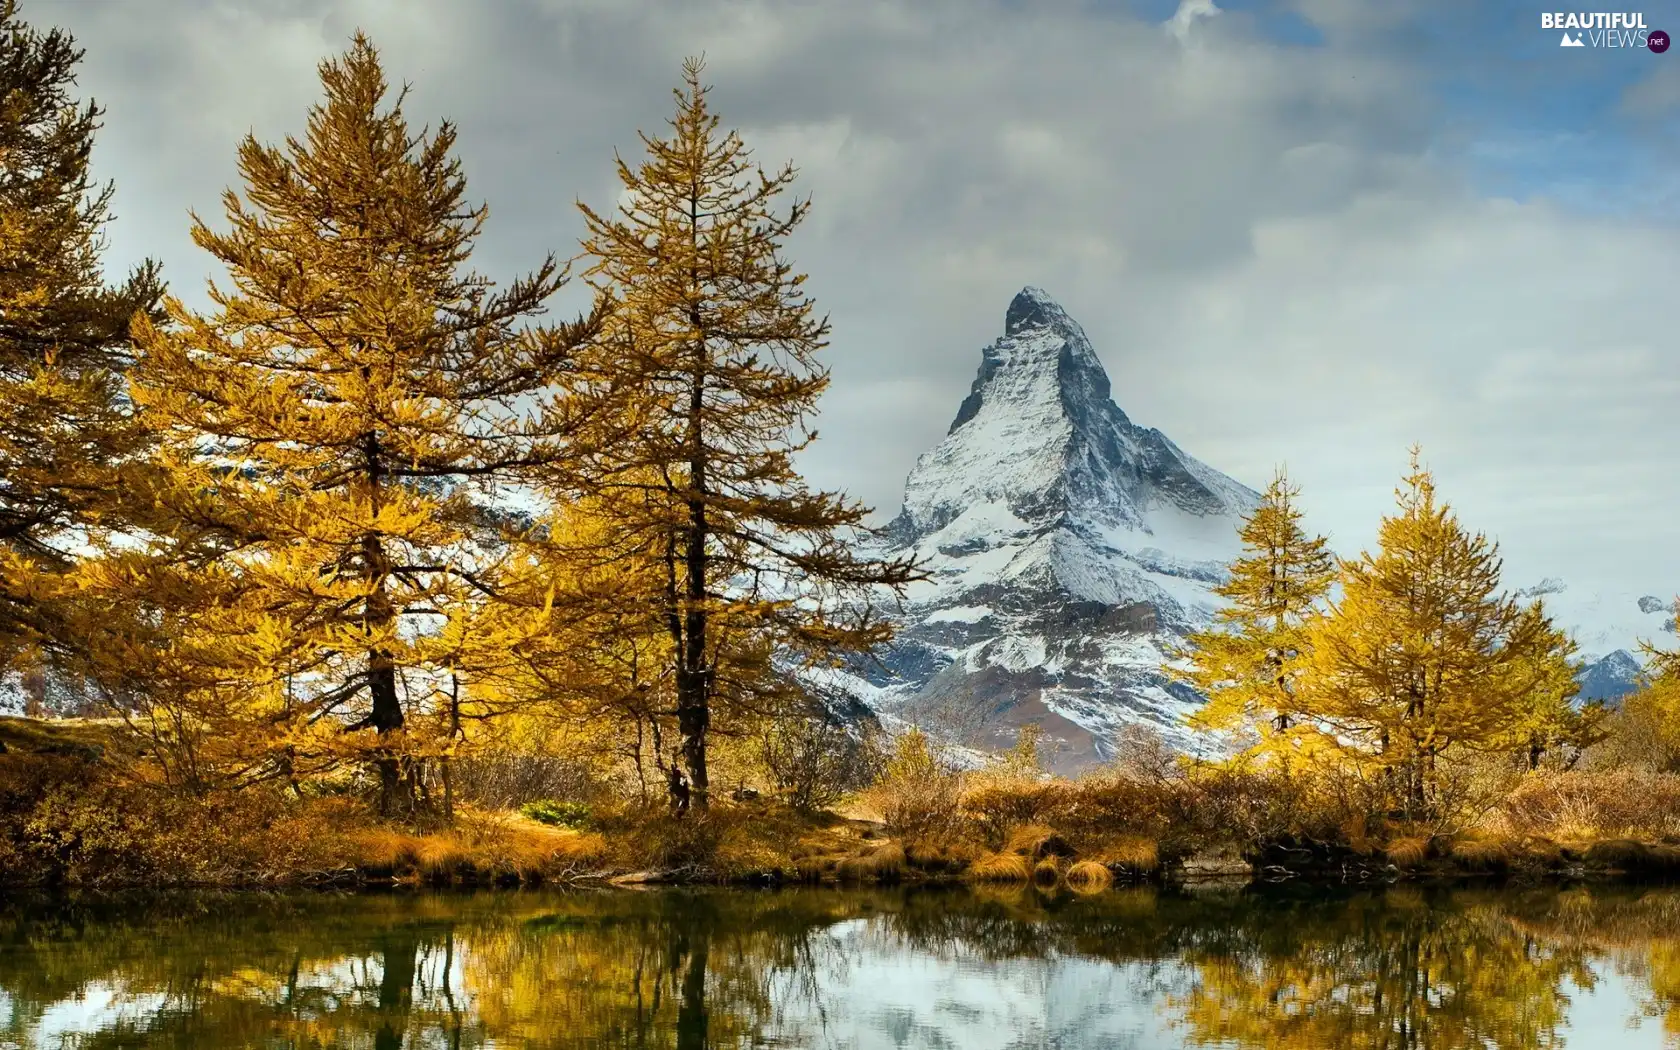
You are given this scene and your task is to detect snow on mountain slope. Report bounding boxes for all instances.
[1577,649,1647,704]
[1514,579,1676,661]
[861,287,1259,769]
[1512,579,1675,704]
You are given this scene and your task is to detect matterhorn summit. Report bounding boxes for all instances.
[853,287,1259,769]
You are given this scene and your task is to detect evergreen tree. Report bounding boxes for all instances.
[0,0,163,672]
[123,35,596,812]
[481,486,680,795]
[1305,448,1551,818]
[1176,468,1334,763]
[1604,601,1680,771]
[1504,602,1604,770]
[562,58,919,811]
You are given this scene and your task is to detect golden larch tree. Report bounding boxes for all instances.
[1176,468,1334,764]
[0,0,163,675]
[1305,448,1552,818]
[1502,601,1603,770]
[1603,600,1680,770]
[562,58,919,811]
[123,35,597,812]
[474,485,681,802]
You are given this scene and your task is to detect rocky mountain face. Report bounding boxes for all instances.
[1577,649,1646,704]
[847,288,1259,771]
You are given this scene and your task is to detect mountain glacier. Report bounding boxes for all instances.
[851,287,1259,770]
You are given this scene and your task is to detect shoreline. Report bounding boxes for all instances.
[10,718,1680,896]
[7,849,1680,894]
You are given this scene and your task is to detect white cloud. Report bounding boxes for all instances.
[1166,0,1222,44]
[35,0,1680,602]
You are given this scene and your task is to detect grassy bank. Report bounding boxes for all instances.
[9,718,1680,890]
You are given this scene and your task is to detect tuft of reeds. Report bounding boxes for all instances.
[966,851,1033,883]
[1032,856,1065,888]
[1385,835,1432,868]
[1099,837,1160,874]
[836,842,907,882]
[1065,859,1114,892]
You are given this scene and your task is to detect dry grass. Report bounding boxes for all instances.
[1580,839,1680,875]
[348,811,607,884]
[1518,836,1567,867]
[1386,835,1432,868]
[1031,857,1064,888]
[1448,832,1514,870]
[0,716,125,755]
[1499,769,1680,841]
[1003,824,1073,860]
[966,851,1033,883]
[836,842,907,882]
[904,839,980,874]
[30,713,1680,888]
[1065,859,1114,892]
[1096,837,1160,874]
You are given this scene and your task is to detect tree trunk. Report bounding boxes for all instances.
[369,651,405,817]
[674,925,710,1050]
[678,352,711,813]
[361,428,409,820]
[678,687,709,813]
[362,535,406,818]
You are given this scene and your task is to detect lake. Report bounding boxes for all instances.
[2,883,1678,1048]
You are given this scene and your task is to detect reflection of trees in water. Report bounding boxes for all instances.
[1502,888,1680,1048]
[832,886,1628,1050]
[0,890,872,1049]
[0,887,1678,1048]
[1163,889,1597,1050]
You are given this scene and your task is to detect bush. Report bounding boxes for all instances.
[761,717,883,813]
[866,730,968,847]
[520,799,593,829]
[450,752,606,809]
[1496,768,1680,841]
[620,808,736,872]
[0,752,359,886]
[961,780,1073,848]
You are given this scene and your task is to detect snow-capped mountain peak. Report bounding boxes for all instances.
[898,288,1251,528]
[864,287,1259,768]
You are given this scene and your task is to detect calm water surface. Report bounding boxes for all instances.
[2,884,1679,1048]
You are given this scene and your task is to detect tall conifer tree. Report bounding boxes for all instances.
[1306,449,1552,818]
[1504,602,1603,770]
[0,0,163,673]
[1177,468,1334,761]
[563,58,918,811]
[125,35,596,811]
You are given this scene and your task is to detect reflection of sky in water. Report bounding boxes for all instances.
[7,889,1680,1048]
[774,942,1672,1050]
[34,984,171,1046]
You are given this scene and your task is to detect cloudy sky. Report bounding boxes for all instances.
[33,0,1680,597]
